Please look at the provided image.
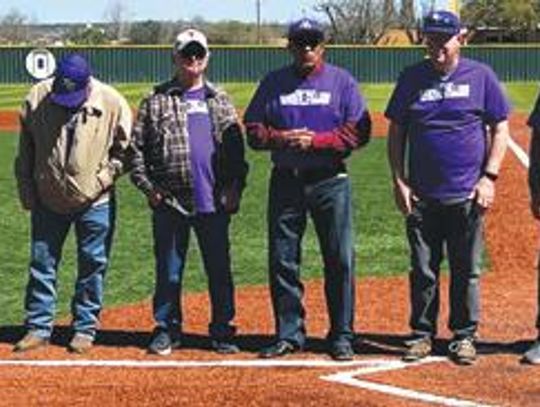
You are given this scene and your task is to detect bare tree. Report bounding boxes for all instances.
[315,0,394,44]
[400,0,418,43]
[0,8,30,43]
[384,0,397,25]
[105,0,130,41]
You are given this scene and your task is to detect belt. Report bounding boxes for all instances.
[273,164,346,184]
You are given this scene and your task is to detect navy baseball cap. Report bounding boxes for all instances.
[51,53,91,108]
[423,10,461,36]
[287,18,325,41]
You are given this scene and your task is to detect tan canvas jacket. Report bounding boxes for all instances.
[14,77,133,213]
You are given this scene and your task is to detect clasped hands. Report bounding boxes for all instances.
[280,128,314,150]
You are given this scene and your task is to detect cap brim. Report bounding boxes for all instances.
[289,30,324,40]
[423,27,460,35]
[50,88,88,108]
[176,40,208,53]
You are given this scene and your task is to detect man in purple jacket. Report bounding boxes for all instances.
[244,18,371,361]
[386,10,510,365]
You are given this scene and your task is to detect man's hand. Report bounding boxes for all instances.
[283,128,314,151]
[147,190,163,208]
[473,176,495,209]
[19,188,37,211]
[393,178,415,216]
[221,184,241,214]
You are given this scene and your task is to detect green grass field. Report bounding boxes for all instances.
[0,82,537,112]
[0,134,405,325]
[1,80,538,326]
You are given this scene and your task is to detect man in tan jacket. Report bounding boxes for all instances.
[13,53,132,354]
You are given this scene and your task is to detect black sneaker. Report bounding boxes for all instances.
[329,342,355,361]
[211,339,240,354]
[148,328,181,356]
[258,340,299,358]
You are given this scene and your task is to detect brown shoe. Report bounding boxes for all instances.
[13,332,48,353]
[68,333,94,354]
[402,336,432,362]
[448,337,476,365]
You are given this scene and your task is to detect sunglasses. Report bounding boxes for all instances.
[179,43,207,60]
[290,34,323,49]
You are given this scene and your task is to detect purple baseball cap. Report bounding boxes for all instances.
[50,53,91,108]
[423,10,461,36]
[287,18,325,41]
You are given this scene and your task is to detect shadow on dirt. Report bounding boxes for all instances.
[0,325,534,357]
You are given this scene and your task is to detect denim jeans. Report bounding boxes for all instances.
[152,206,236,339]
[406,198,483,339]
[268,169,355,347]
[24,200,115,339]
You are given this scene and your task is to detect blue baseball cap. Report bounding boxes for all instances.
[51,53,91,108]
[423,10,461,36]
[287,18,325,41]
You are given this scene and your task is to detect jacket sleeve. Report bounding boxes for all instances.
[243,75,291,151]
[311,110,372,152]
[96,94,134,190]
[129,97,155,196]
[222,122,249,189]
[14,100,36,210]
[217,92,249,188]
[244,123,293,151]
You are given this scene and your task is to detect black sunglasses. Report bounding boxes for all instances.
[179,42,207,60]
[290,34,323,49]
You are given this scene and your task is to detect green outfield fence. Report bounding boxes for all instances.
[2,45,540,83]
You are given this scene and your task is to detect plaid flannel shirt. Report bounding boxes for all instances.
[130,79,248,212]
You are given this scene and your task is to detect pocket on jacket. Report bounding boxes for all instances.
[66,116,105,175]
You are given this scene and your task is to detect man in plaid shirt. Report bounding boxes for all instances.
[131,29,248,356]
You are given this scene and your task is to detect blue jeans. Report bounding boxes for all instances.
[406,198,483,339]
[152,206,236,339]
[268,169,355,347]
[24,201,115,339]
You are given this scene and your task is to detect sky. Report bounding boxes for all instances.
[1,0,324,24]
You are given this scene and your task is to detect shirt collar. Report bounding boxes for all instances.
[161,78,218,98]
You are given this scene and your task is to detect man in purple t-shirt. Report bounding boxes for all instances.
[131,29,248,356]
[524,95,540,365]
[244,18,371,361]
[386,10,510,365]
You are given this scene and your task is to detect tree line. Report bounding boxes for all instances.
[1,1,539,45]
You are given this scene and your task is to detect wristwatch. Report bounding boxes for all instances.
[483,170,498,182]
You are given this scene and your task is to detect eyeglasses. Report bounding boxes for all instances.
[179,43,207,60]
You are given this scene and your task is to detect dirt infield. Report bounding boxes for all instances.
[1,116,539,406]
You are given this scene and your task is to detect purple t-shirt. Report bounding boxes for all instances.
[385,57,510,201]
[244,63,366,169]
[184,87,216,213]
[528,91,540,129]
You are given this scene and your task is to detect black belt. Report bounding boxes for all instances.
[273,164,346,184]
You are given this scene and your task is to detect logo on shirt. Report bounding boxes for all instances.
[186,100,209,114]
[279,89,332,106]
[419,83,470,102]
